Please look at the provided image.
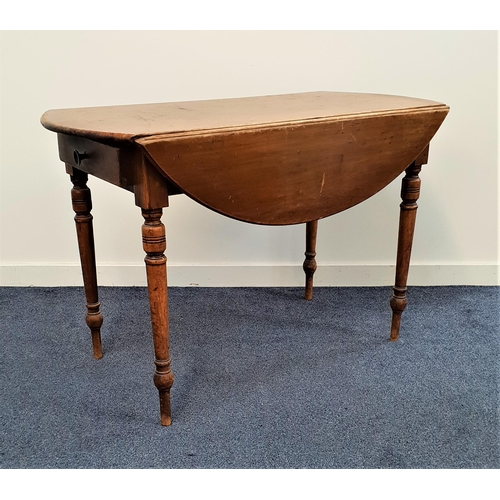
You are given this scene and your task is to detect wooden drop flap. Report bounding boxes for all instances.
[137,108,448,225]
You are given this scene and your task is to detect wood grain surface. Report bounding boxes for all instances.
[138,108,448,224]
[41,92,447,144]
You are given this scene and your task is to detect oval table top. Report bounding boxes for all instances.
[41,91,447,143]
[41,92,449,225]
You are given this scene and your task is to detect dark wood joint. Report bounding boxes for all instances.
[414,144,430,166]
[134,157,171,210]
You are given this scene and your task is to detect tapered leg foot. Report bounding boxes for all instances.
[303,220,318,300]
[390,161,422,341]
[155,359,173,426]
[70,168,103,359]
[142,208,174,426]
[87,302,104,359]
[390,286,406,341]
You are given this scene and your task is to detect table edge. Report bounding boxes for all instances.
[42,104,449,146]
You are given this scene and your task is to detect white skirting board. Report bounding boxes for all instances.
[1,264,498,287]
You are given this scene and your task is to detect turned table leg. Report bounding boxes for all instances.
[303,220,318,300]
[141,208,174,426]
[69,167,103,359]
[390,161,422,341]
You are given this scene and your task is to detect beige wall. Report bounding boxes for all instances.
[0,31,498,286]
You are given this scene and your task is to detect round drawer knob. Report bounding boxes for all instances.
[73,150,89,166]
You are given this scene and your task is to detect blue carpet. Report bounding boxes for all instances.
[0,286,498,468]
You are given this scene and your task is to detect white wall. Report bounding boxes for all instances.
[0,31,498,286]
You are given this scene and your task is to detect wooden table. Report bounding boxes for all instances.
[41,92,449,425]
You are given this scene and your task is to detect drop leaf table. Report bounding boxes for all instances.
[41,92,449,425]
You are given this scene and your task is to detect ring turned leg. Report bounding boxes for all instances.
[390,161,422,341]
[303,220,318,300]
[141,208,174,426]
[69,167,103,359]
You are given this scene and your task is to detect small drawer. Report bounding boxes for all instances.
[57,134,137,190]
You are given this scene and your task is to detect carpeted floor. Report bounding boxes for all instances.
[0,286,498,469]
